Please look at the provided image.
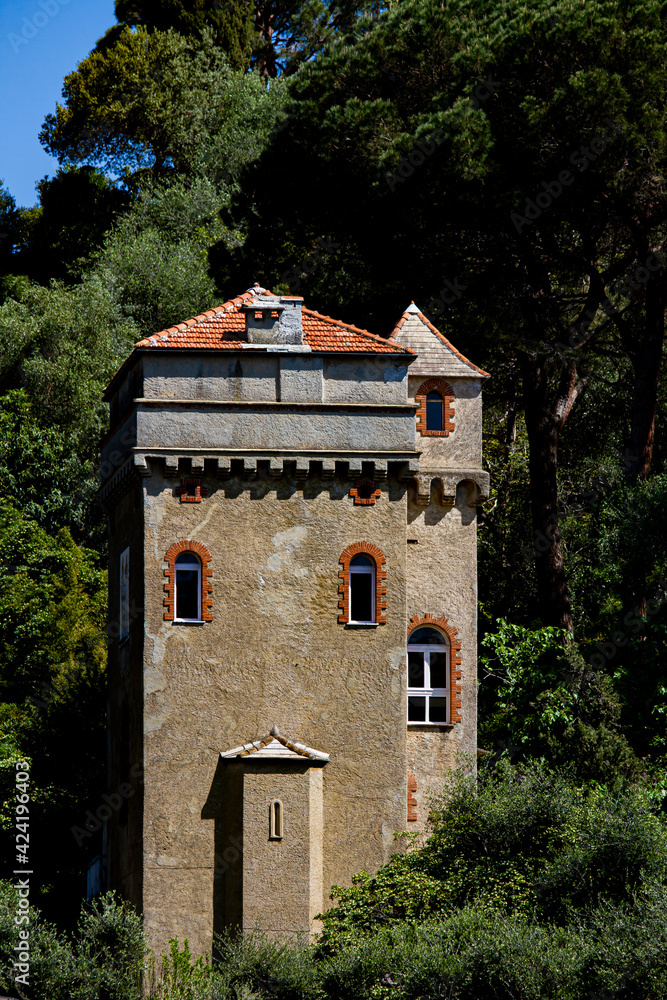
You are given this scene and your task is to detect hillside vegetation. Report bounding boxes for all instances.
[1,0,666,995]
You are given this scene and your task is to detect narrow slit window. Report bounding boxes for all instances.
[269,799,283,840]
[349,555,375,623]
[426,391,444,431]
[174,552,201,621]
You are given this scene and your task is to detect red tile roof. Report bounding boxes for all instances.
[135,287,413,356]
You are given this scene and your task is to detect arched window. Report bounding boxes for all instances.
[426,391,444,431]
[338,542,387,625]
[415,379,455,437]
[269,799,283,840]
[163,541,213,623]
[349,555,375,624]
[175,551,201,621]
[407,626,449,723]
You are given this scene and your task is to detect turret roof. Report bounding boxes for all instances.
[389,303,489,378]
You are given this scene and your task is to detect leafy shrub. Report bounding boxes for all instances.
[0,880,72,1000]
[71,893,144,999]
[3,763,667,1000]
[212,931,321,1000]
[147,939,215,1000]
[318,760,667,949]
[0,886,143,1000]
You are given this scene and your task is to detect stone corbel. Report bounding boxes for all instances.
[413,473,432,507]
[398,459,420,482]
[133,453,150,476]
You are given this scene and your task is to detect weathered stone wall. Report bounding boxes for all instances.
[143,355,280,402]
[139,466,409,956]
[139,353,411,406]
[405,488,479,831]
[408,375,483,470]
[238,763,324,935]
[134,405,416,454]
[106,485,145,912]
[393,314,483,833]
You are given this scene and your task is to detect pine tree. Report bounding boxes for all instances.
[115,0,255,72]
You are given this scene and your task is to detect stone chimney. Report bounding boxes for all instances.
[242,285,303,344]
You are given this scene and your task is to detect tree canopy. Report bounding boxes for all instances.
[40,27,283,183]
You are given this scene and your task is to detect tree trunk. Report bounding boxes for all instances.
[622,270,665,619]
[521,354,584,634]
[626,273,665,480]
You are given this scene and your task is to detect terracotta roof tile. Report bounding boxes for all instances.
[134,286,413,356]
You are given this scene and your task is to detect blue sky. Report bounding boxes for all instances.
[0,0,115,208]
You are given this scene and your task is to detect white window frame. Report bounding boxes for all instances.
[174,552,202,622]
[407,629,449,725]
[348,556,376,624]
[119,547,130,639]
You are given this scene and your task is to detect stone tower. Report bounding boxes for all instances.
[101,286,488,956]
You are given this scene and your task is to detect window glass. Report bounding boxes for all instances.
[408,696,426,721]
[426,391,443,431]
[430,651,448,687]
[349,554,375,623]
[408,627,443,645]
[351,554,373,567]
[429,697,448,723]
[350,572,373,622]
[175,552,201,620]
[408,651,425,687]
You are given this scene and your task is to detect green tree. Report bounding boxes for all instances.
[478,619,644,782]
[0,182,20,273]
[115,0,256,71]
[16,167,130,283]
[0,504,107,925]
[114,0,377,79]
[92,178,246,338]
[0,274,137,545]
[40,27,284,185]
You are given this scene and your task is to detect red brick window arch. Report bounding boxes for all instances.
[416,379,455,437]
[407,614,462,723]
[338,542,387,624]
[164,541,213,622]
